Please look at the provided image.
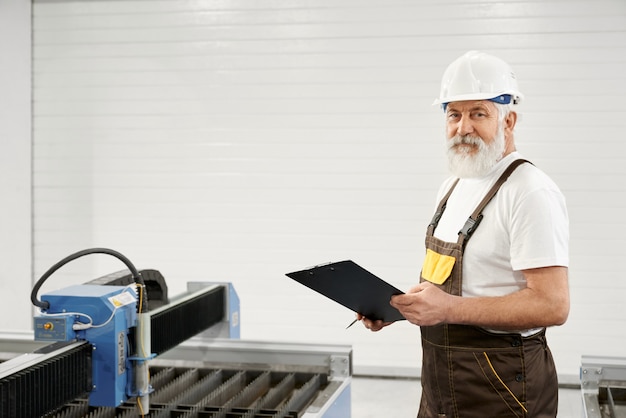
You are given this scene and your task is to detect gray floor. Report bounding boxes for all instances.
[350,376,582,417]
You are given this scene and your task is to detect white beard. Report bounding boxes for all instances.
[446,124,506,178]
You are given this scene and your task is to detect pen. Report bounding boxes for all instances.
[346,318,359,329]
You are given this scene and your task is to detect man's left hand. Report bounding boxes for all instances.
[390,282,453,326]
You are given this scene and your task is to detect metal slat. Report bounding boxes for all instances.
[175,370,224,407]
[149,367,177,392]
[227,371,272,411]
[278,374,322,416]
[204,371,247,414]
[253,373,296,412]
[151,368,200,404]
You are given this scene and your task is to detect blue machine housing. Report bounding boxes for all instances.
[34,285,138,407]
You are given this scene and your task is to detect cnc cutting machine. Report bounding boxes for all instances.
[0,248,352,418]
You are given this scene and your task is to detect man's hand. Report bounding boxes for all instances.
[356,313,393,332]
[390,282,454,326]
[356,282,456,329]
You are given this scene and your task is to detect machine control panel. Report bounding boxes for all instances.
[34,316,74,341]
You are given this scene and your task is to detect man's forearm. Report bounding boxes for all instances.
[447,266,570,330]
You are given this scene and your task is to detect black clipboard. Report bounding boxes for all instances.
[286,260,405,323]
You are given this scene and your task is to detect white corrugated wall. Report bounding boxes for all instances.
[0,1,32,331]
[26,0,626,380]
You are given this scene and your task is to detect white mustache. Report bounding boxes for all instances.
[449,135,483,147]
[448,135,484,150]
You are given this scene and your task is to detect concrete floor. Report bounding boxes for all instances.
[350,376,583,418]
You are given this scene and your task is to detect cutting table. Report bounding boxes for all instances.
[0,248,352,418]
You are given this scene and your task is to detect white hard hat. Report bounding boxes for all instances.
[433,50,523,108]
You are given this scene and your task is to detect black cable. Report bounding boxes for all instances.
[31,248,146,311]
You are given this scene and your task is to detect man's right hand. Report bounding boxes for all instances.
[357,313,393,332]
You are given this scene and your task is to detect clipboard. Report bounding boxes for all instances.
[286,260,405,323]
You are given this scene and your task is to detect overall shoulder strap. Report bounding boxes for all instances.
[427,178,460,236]
[456,159,531,247]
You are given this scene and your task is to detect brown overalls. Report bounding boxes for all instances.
[418,160,558,418]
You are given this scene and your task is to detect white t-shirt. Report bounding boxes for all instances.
[434,151,569,300]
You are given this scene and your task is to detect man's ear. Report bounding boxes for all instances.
[506,111,518,132]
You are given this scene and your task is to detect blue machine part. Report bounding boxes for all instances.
[34,284,138,407]
[225,282,240,339]
[317,380,351,418]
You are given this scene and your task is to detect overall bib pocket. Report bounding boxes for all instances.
[422,249,456,285]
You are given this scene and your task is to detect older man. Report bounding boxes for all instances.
[361,51,570,417]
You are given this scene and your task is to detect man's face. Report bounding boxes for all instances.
[444,100,514,178]
[445,100,500,151]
